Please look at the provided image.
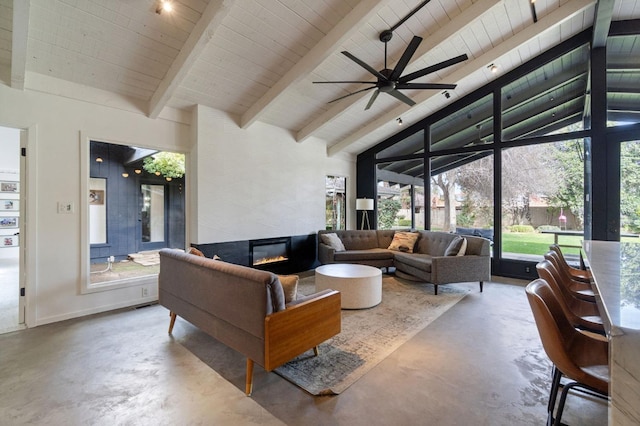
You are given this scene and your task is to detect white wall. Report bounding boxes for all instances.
[0,84,356,327]
[0,83,190,326]
[192,105,356,243]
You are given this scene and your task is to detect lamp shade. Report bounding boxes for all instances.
[356,198,374,210]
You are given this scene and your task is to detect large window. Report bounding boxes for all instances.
[430,152,493,236]
[621,140,640,239]
[500,140,584,260]
[326,176,346,230]
[376,159,424,230]
[607,34,640,127]
[501,44,589,140]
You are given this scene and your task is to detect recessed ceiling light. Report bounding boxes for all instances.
[488,63,499,73]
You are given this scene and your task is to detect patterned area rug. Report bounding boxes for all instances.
[274,273,468,395]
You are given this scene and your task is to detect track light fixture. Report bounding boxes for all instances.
[156,0,173,14]
[396,118,403,126]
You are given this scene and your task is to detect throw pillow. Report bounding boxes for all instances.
[188,247,205,257]
[278,274,299,303]
[387,232,419,253]
[456,237,468,256]
[444,236,465,256]
[320,233,346,252]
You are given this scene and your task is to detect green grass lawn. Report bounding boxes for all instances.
[502,232,639,256]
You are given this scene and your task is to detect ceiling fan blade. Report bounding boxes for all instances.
[313,80,377,84]
[396,83,457,90]
[399,54,469,83]
[342,51,388,80]
[327,86,377,104]
[364,90,380,110]
[389,36,423,81]
[387,89,416,107]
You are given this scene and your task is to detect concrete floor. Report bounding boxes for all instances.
[0,277,608,425]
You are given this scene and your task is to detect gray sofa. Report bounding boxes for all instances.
[318,229,491,295]
[158,248,341,396]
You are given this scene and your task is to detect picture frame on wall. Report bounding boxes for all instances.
[0,199,19,211]
[2,235,19,247]
[0,181,19,193]
[0,217,19,228]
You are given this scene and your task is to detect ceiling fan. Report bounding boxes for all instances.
[314,1,468,110]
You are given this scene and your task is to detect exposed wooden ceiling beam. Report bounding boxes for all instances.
[11,0,30,90]
[327,0,595,156]
[239,0,392,130]
[148,0,235,119]
[295,0,502,143]
[592,0,615,47]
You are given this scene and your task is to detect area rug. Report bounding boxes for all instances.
[274,274,468,395]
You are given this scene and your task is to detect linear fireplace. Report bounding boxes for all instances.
[192,234,317,275]
[250,237,291,268]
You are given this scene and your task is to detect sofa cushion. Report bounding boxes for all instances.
[333,248,395,262]
[445,236,466,256]
[320,233,346,251]
[188,247,205,257]
[456,238,468,256]
[278,274,299,303]
[387,232,419,253]
[393,252,433,272]
[336,230,380,250]
[415,231,458,256]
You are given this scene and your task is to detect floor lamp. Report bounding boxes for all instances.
[356,198,374,230]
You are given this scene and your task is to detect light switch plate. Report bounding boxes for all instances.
[58,202,74,214]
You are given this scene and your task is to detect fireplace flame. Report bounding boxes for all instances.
[254,255,288,266]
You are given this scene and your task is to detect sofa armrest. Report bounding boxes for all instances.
[318,243,335,265]
[430,255,491,284]
[264,290,341,370]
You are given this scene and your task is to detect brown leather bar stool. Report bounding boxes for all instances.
[544,251,596,303]
[536,259,605,336]
[549,244,593,284]
[525,279,609,426]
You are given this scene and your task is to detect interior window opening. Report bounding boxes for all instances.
[87,141,185,287]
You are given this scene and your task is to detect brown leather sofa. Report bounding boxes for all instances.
[318,229,491,295]
[158,248,341,395]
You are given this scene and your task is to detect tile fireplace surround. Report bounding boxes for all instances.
[193,234,318,275]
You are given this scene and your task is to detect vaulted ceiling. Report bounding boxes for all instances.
[1,0,638,156]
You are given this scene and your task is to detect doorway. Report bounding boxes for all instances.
[0,126,23,333]
[139,183,167,251]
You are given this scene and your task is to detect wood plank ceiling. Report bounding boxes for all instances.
[1,0,639,156]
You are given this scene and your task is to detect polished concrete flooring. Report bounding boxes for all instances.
[0,277,608,425]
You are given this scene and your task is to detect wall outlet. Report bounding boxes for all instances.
[141,287,149,297]
[525,266,531,273]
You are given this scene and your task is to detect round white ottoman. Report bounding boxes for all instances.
[315,264,382,309]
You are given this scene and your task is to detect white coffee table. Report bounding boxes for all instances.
[315,264,382,309]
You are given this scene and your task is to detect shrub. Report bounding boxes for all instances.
[509,224,535,233]
[398,219,412,226]
[537,225,561,232]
